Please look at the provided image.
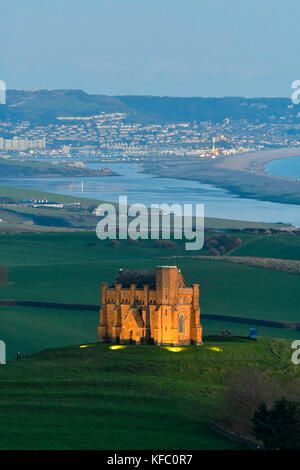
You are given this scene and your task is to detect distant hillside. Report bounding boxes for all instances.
[119,95,293,123]
[0,89,296,124]
[0,89,130,124]
[0,158,117,178]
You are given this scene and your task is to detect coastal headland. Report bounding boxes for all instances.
[0,158,118,178]
[143,148,300,206]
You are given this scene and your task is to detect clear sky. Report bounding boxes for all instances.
[1,0,300,97]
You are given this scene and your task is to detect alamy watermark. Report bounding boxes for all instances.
[0,80,6,105]
[95,196,204,250]
[291,340,300,365]
[0,340,6,365]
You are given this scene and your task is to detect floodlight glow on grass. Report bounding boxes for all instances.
[206,346,223,352]
[109,345,127,350]
[79,345,90,348]
[164,347,185,353]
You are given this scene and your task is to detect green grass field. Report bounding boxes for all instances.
[230,233,300,260]
[3,305,300,362]
[0,338,298,450]
[0,229,299,450]
[0,184,102,205]
[1,306,97,360]
[0,231,300,360]
[1,231,300,313]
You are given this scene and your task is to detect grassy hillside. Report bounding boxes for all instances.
[0,232,300,355]
[0,185,102,205]
[230,233,300,260]
[1,306,97,360]
[0,159,115,178]
[2,303,300,362]
[0,338,298,450]
[3,89,129,123]
[2,90,297,124]
[0,229,299,450]
[0,233,300,321]
[0,205,101,231]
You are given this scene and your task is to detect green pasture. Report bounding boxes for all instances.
[0,232,300,322]
[0,337,298,450]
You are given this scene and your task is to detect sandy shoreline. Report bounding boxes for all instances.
[216,147,300,174]
[143,147,300,206]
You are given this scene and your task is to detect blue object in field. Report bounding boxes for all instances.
[249,328,257,339]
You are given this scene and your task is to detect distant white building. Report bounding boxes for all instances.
[0,137,46,151]
[0,81,6,105]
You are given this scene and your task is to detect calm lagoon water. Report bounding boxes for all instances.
[266,156,300,179]
[1,162,300,226]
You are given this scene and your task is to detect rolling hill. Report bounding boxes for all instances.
[0,90,296,124]
[0,337,297,450]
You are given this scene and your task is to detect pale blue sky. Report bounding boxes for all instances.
[1,0,300,97]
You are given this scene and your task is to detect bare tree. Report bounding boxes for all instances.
[220,368,282,436]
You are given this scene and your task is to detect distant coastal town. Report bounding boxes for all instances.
[1,106,300,162]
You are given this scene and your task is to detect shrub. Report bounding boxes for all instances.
[154,240,178,249]
[221,369,300,443]
[31,215,71,227]
[111,240,121,248]
[204,235,242,254]
[127,239,139,245]
[206,247,220,256]
[222,369,281,425]
[252,398,300,449]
